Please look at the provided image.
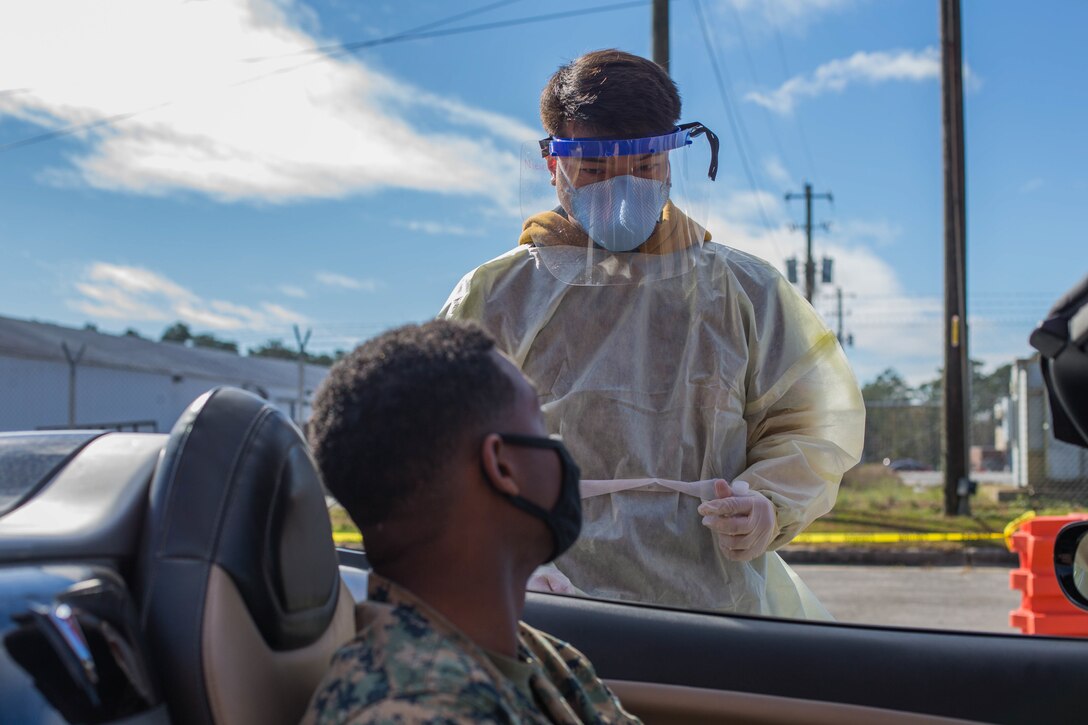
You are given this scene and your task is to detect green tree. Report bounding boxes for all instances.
[860,368,940,467]
[305,349,346,366]
[915,360,1013,448]
[917,360,1012,415]
[247,339,296,360]
[161,321,238,354]
[247,340,344,366]
[191,333,239,354]
[161,322,192,343]
[862,368,914,403]
[972,362,1012,418]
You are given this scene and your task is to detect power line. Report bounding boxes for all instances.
[692,0,783,258]
[245,1,650,63]
[243,0,530,62]
[227,1,650,93]
[828,293,1057,304]
[765,4,819,183]
[0,0,649,155]
[0,105,169,154]
[723,1,792,175]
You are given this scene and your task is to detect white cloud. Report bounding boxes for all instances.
[0,0,536,206]
[704,192,946,384]
[315,271,379,291]
[85,262,197,302]
[393,219,478,237]
[173,302,253,331]
[278,284,307,298]
[261,302,309,325]
[746,47,942,114]
[74,281,173,322]
[1020,178,1043,194]
[763,157,793,188]
[832,219,903,249]
[718,0,855,34]
[69,262,307,331]
[720,190,785,226]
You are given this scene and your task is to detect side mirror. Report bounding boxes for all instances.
[1054,521,1088,611]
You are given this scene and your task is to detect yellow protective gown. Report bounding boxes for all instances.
[440,212,865,619]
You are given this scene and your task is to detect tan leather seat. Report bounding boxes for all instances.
[137,387,355,724]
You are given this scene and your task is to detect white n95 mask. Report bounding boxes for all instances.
[569,175,670,253]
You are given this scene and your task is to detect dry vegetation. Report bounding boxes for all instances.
[808,463,1082,542]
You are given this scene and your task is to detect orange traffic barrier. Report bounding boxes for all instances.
[1008,514,1088,637]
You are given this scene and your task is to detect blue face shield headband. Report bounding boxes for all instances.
[538,122,720,182]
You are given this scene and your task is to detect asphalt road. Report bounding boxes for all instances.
[898,470,1014,488]
[791,564,1023,634]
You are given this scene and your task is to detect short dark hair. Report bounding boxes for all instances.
[540,49,681,138]
[309,320,516,527]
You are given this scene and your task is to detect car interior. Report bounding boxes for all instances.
[1,381,1086,724]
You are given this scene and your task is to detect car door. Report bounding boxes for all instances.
[519,589,1086,724]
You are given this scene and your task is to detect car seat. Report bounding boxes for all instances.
[136,387,355,724]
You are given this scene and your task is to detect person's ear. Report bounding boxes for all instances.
[547,156,558,187]
[480,433,521,496]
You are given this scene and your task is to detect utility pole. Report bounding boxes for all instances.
[941,0,971,516]
[652,0,669,74]
[61,342,86,427]
[293,325,312,426]
[836,287,845,345]
[785,182,833,303]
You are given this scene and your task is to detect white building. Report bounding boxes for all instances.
[1006,354,1088,492]
[0,315,330,433]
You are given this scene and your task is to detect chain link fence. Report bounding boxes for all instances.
[862,402,942,470]
[861,356,1088,504]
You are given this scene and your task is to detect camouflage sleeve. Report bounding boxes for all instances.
[312,689,510,725]
[523,627,641,723]
[555,642,638,722]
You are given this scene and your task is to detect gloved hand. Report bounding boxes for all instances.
[527,563,579,594]
[698,479,778,562]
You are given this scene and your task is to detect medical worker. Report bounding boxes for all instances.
[440,49,865,618]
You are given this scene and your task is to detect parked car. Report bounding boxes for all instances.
[884,457,932,471]
[1,386,1086,724]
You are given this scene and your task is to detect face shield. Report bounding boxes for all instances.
[520,122,719,286]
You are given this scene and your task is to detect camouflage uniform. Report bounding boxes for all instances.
[304,574,641,724]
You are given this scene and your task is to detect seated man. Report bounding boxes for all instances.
[304,320,640,724]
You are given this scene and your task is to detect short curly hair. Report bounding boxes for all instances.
[309,320,515,527]
[540,48,681,137]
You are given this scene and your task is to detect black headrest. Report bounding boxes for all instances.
[1031,274,1088,447]
[137,387,339,721]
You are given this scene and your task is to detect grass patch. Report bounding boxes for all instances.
[329,505,359,534]
[803,464,1085,544]
[328,505,364,550]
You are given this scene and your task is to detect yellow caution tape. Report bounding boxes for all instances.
[333,529,1008,546]
[793,513,1039,545]
[1003,510,1036,551]
[334,514,1037,548]
[792,531,1006,544]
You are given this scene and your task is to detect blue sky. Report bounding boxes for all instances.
[1,0,1084,385]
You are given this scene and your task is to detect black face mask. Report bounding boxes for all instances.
[489,433,582,563]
